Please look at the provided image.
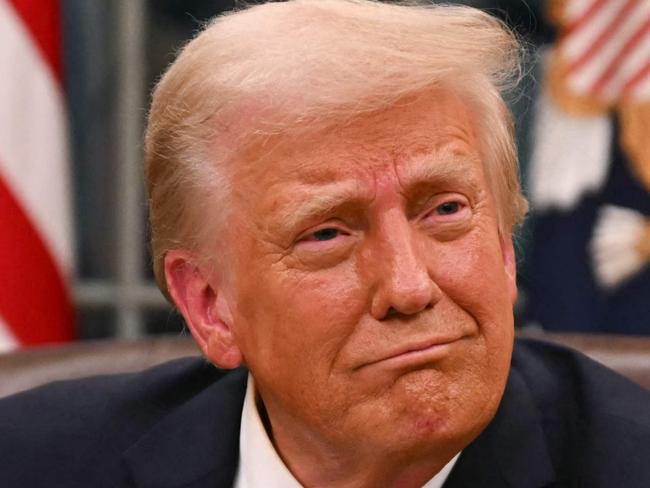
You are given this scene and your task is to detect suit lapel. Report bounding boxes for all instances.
[443,368,556,488]
[123,368,248,488]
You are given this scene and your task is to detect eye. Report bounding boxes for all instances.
[306,228,340,242]
[414,193,472,240]
[435,201,461,215]
[421,193,471,226]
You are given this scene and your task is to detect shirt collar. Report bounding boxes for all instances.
[422,453,459,488]
[234,374,459,488]
[234,374,302,488]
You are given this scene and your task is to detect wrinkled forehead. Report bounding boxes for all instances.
[224,88,485,191]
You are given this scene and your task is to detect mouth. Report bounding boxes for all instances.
[356,336,464,371]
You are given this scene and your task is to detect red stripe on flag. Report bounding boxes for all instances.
[7,0,62,83]
[568,0,640,75]
[562,0,609,40]
[622,57,650,96]
[591,15,650,95]
[0,172,73,345]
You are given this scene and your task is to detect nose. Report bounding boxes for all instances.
[369,212,441,320]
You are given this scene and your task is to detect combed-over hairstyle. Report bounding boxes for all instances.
[145,0,528,299]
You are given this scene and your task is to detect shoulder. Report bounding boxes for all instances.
[0,356,228,432]
[0,357,246,487]
[512,338,650,486]
[512,338,650,421]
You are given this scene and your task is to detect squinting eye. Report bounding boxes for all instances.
[435,201,461,215]
[311,228,339,241]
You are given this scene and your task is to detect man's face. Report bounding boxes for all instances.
[213,89,516,461]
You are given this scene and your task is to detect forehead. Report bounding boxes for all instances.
[229,89,484,205]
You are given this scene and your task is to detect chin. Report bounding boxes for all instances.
[377,368,500,454]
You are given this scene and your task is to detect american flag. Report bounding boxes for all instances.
[554,0,650,104]
[0,0,74,350]
[523,0,650,335]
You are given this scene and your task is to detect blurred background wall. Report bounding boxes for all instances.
[1,0,648,350]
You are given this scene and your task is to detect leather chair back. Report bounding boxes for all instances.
[1,333,649,398]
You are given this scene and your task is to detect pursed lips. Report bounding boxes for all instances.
[354,335,465,371]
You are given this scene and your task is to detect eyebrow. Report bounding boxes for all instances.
[398,153,482,193]
[272,180,371,233]
[269,153,483,233]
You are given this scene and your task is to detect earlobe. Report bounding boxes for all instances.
[206,328,244,369]
[164,250,243,369]
[500,234,518,305]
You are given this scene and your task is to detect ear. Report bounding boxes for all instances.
[500,234,518,305]
[164,249,243,369]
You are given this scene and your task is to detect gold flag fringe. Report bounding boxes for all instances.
[547,52,610,117]
[619,104,650,193]
[545,0,566,27]
[638,220,650,260]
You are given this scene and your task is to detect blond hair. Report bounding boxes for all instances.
[145,0,528,298]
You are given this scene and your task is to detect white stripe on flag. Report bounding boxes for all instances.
[629,67,650,99]
[602,31,650,100]
[0,314,19,353]
[562,0,622,61]
[567,3,650,96]
[0,1,74,276]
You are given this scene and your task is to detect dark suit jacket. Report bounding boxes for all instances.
[1,338,649,487]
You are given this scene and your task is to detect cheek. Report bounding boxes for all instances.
[286,265,367,340]
[235,259,367,368]
[433,228,511,308]
[430,228,514,369]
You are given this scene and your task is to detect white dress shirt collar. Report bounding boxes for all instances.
[234,374,460,488]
